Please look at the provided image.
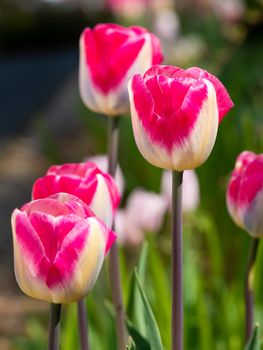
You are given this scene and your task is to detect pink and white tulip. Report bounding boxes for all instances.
[79,23,163,116]
[227,151,263,237]
[128,65,234,171]
[32,161,120,227]
[11,193,116,303]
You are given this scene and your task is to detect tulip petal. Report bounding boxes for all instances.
[185,67,234,121]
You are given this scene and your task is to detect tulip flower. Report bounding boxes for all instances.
[11,193,116,303]
[226,151,263,342]
[128,64,233,350]
[227,151,263,237]
[79,23,163,116]
[128,65,234,171]
[32,161,120,227]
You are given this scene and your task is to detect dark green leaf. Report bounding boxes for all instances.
[245,325,260,350]
[134,269,163,350]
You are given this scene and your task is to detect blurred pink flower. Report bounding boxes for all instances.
[227,151,263,237]
[115,188,167,247]
[161,170,200,212]
[106,0,148,19]
[115,209,144,247]
[212,0,245,23]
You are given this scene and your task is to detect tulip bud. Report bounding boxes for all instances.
[226,151,263,237]
[128,65,234,171]
[32,161,120,227]
[79,23,163,116]
[11,193,116,303]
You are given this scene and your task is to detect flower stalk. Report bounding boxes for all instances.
[171,171,183,350]
[107,116,127,350]
[48,303,61,350]
[77,299,90,350]
[244,238,259,343]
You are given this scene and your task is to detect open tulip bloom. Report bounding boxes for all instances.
[227,151,263,342]
[128,64,233,350]
[79,23,163,116]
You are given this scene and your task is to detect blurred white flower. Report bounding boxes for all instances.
[126,189,167,232]
[115,209,144,247]
[154,8,180,43]
[115,188,168,247]
[87,154,125,195]
[161,170,200,212]
[173,35,205,66]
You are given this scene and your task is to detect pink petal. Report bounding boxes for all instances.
[185,67,234,122]
[83,26,145,93]
[132,73,208,149]
[12,210,49,279]
[46,219,90,288]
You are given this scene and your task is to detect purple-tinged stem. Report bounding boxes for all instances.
[107,116,127,350]
[48,303,61,350]
[77,299,89,350]
[244,238,259,343]
[171,171,183,350]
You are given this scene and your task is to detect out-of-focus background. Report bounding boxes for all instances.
[0,0,262,349]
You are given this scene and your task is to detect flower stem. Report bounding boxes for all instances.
[244,238,259,343]
[171,171,183,350]
[48,303,61,350]
[77,299,90,350]
[107,116,127,350]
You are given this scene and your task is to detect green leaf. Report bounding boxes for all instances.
[245,325,260,350]
[134,269,163,350]
[127,243,149,336]
[126,337,136,350]
[126,321,150,350]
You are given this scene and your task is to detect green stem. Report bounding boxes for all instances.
[48,303,61,350]
[107,116,127,350]
[245,238,259,343]
[171,171,183,350]
[77,299,89,350]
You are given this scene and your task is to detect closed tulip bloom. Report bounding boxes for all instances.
[11,193,116,303]
[79,23,163,116]
[128,65,234,170]
[227,151,263,237]
[32,162,120,227]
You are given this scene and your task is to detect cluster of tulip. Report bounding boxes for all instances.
[11,21,263,350]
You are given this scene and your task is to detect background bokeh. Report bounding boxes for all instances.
[0,0,263,349]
